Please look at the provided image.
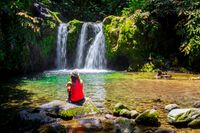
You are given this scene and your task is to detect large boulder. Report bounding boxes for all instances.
[135,109,160,127]
[167,108,200,126]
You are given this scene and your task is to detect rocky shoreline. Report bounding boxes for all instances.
[18,100,200,133]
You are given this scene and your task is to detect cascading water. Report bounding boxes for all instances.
[56,23,68,69]
[84,23,107,69]
[74,23,88,68]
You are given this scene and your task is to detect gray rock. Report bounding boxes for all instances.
[193,101,200,108]
[130,110,139,119]
[105,114,116,120]
[79,118,102,131]
[114,117,136,133]
[135,109,160,127]
[19,109,60,124]
[167,108,200,125]
[165,104,179,112]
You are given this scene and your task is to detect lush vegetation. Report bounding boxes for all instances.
[104,0,200,72]
[0,0,200,77]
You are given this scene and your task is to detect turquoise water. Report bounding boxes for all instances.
[1,70,200,132]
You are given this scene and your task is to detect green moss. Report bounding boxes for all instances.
[67,19,83,51]
[58,102,100,119]
[67,19,83,66]
[135,109,160,126]
[188,119,200,128]
[119,109,131,118]
[113,103,129,116]
[39,34,56,58]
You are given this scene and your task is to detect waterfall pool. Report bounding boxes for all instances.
[0,71,200,132]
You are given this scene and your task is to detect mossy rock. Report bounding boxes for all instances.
[119,109,131,118]
[113,103,128,116]
[167,108,200,126]
[58,102,100,120]
[67,19,83,67]
[188,119,200,128]
[135,109,160,127]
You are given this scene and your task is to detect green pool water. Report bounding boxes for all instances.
[1,70,200,132]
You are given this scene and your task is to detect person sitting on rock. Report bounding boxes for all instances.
[155,70,172,79]
[66,69,85,104]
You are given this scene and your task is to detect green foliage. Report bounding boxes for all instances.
[140,62,155,72]
[122,0,148,16]
[39,35,56,58]
[103,10,160,70]
[176,1,200,67]
[67,19,83,51]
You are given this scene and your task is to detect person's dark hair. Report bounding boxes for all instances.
[71,75,80,85]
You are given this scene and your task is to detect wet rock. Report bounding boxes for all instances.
[19,109,60,124]
[154,129,176,133]
[188,118,200,128]
[101,119,114,131]
[167,108,200,126]
[193,101,200,108]
[114,117,136,133]
[119,109,131,118]
[165,104,179,112]
[105,114,116,120]
[135,109,160,127]
[79,118,102,131]
[144,130,153,133]
[130,110,139,119]
[36,123,66,133]
[113,103,128,116]
[58,101,100,120]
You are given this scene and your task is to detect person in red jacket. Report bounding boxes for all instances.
[66,69,85,104]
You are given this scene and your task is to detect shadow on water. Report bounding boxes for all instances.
[0,79,34,133]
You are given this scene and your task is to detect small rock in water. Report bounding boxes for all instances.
[165,104,179,112]
[130,110,139,119]
[154,129,176,133]
[114,117,136,133]
[105,114,115,120]
[79,118,102,131]
[193,101,200,108]
[113,103,128,116]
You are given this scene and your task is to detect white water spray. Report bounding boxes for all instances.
[84,23,107,69]
[74,23,88,68]
[56,23,68,69]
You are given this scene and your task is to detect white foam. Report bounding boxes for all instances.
[44,69,114,75]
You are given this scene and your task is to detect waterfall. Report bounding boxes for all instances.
[74,23,88,68]
[84,23,107,69]
[56,23,68,69]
